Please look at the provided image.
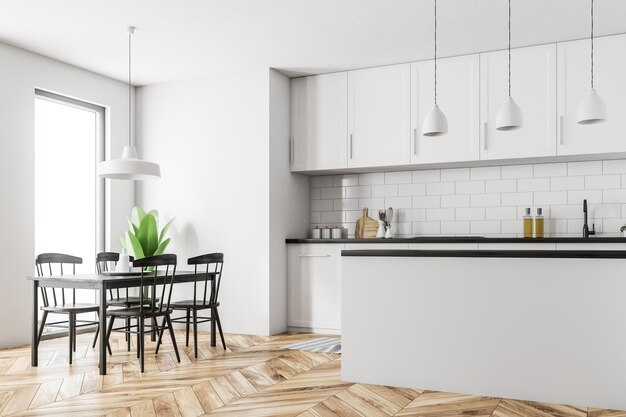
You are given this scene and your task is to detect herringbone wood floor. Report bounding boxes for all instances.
[0,330,622,417]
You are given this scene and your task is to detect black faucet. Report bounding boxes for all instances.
[583,199,596,238]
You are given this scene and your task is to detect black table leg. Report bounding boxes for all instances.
[99,282,107,375]
[31,280,39,367]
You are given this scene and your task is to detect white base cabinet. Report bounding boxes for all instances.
[287,244,342,331]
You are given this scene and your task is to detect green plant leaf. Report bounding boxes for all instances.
[127,218,139,236]
[147,210,159,222]
[131,207,146,227]
[136,214,159,257]
[127,231,145,259]
[159,218,175,244]
[154,237,170,256]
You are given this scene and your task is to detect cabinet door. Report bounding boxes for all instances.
[287,244,342,330]
[290,73,348,171]
[348,64,411,168]
[411,54,480,164]
[480,44,557,160]
[557,34,626,155]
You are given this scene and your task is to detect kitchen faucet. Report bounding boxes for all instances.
[583,199,596,238]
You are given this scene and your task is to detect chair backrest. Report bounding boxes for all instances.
[35,253,82,307]
[134,254,177,313]
[96,252,135,299]
[188,253,224,306]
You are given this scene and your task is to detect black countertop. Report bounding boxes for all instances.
[286,236,626,244]
[342,249,626,259]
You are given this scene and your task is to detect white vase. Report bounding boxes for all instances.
[384,226,393,239]
[376,221,385,238]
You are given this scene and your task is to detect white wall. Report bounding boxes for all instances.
[311,160,626,238]
[0,42,134,348]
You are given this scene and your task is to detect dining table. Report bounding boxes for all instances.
[26,270,216,375]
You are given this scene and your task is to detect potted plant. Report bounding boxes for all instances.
[121,207,174,260]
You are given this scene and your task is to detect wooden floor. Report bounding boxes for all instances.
[0,330,622,417]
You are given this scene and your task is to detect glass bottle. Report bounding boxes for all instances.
[535,208,544,238]
[523,208,533,238]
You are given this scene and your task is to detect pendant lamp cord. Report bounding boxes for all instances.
[434,0,438,105]
[591,0,594,89]
[128,27,133,147]
[508,0,511,97]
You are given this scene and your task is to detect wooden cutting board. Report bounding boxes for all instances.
[355,208,378,239]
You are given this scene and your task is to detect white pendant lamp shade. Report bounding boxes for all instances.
[423,104,448,136]
[496,96,523,131]
[98,146,161,180]
[577,88,606,124]
[98,26,161,181]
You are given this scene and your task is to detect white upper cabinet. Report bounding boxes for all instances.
[411,54,480,164]
[290,72,348,171]
[480,44,557,160]
[557,34,626,155]
[347,64,411,168]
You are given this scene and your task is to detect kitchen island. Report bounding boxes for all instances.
[341,249,626,411]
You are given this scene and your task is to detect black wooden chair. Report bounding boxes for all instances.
[105,254,180,372]
[36,253,107,364]
[163,253,225,358]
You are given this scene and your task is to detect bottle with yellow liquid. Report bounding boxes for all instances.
[534,208,544,238]
[523,208,533,238]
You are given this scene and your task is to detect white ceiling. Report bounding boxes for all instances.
[1,0,626,86]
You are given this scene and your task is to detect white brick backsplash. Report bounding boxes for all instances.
[441,194,470,208]
[456,207,485,221]
[486,179,517,193]
[568,161,602,176]
[333,174,358,186]
[412,169,441,183]
[470,194,500,207]
[399,183,426,196]
[310,158,626,237]
[345,185,372,199]
[427,182,455,195]
[471,166,500,180]
[567,189,602,205]
[441,221,470,234]
[518,178,550,192]
[471,221,501,234]
[585,174,620,190]
[456,180,485,194]
[604,160,626,174]
[311,176,334,187]
[501,192,533,207]
[358,172,385,185]
[372,184,398,197]
[486,206,517,220]
[550,176,584,191]
[413,195,441,208]
[501,165,533,179]
[321,187,344,199]
[534,163,566,177]
[534,191,567,206]
[427,208,455,221]
[441,168,470,182]
[385,196,412,209]
[385,171,412,184]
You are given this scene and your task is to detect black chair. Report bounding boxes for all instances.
[105,254,180,372]
[164,253,225,358]
[36,253,107,364]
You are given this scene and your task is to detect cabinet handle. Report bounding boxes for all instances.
[483,122,488,151]
[349,134,353,159]
[413,128,418,155]
[559,115,564,145]
[298,254,331,258]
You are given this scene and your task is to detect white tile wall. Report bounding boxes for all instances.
[310,160,626,237]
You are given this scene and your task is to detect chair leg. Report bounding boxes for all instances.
[126,318,131,352]
[166,314,181,363]
[139,317,145,373]
[37,311,48,347]
[136,318,141,359]
[155,316,167,354]
[105,316,116,356]
[185,308,191,347]
[192,309,198,358]
[68,313,75,364]
[151,317,158,342]
[214,308,226,350]
[92,323,99,348]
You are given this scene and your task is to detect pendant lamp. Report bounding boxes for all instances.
[98,26,161,180]
[496,0,523,131]
[422,0,448,136]
[577,0,607,124]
